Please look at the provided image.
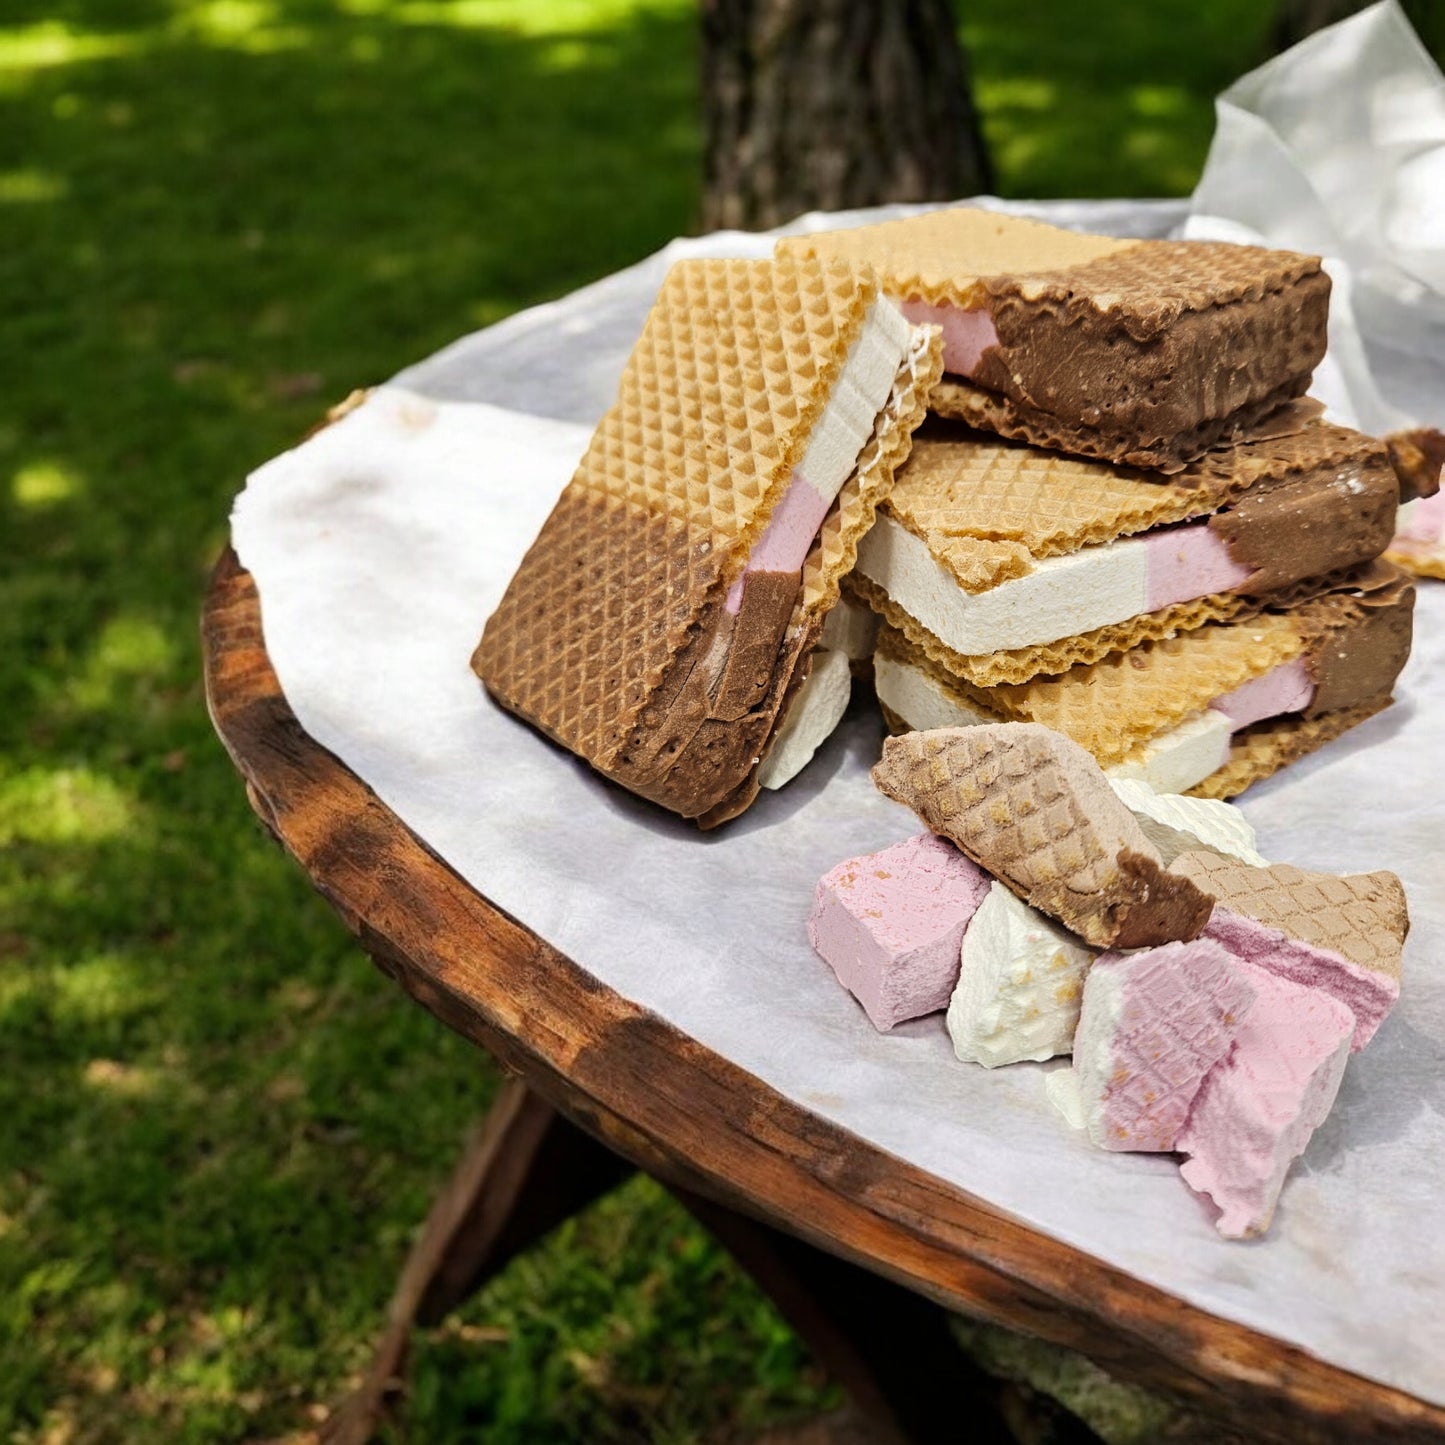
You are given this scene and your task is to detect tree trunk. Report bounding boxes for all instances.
[700,0,993,233]
[1270,0,1368,51]
[1271,0,1441,57]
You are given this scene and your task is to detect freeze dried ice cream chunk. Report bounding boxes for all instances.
[1074,938,1256,1152]
[1171,851,1405,1049]
[1179,961,1354,1239]
[870,723,1213,949]
[947,882,1095,1068]
[809,833,991,1030]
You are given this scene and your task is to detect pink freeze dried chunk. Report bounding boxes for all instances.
[1074,938,1255,1152]
[809,833,991,1030]
[1179,960,1354,1238]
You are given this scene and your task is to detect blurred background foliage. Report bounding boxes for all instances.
[1,1,1435,1440]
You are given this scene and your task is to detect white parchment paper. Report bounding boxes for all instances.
[1187,0,1445,434]
[233,198,1445,1406]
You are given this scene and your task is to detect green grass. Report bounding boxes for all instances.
[0,0,1335,1438]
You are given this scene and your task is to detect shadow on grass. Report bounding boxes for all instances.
[0,5,828,1442]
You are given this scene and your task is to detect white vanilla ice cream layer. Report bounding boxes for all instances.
[855,511,1247,656]
[729,300,912,611]
[1107,777,1268,866]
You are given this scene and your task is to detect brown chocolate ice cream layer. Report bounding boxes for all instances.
[1206,426,1399,593]
[1296,565,1415,716]
[607,570,810,819]
[933,373,1316,474]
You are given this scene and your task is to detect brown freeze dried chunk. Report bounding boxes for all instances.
[870,724,1213,948]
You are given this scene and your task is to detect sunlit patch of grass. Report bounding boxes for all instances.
[0,768,138,845]
[63,615,177,712]
[977,76,1057,112]
[0,22,145,74]
[52,952,161,1028]
[1130,83,1190,119]
[0,168,68,204]
[375,0,688,36]
[11,458,80,506]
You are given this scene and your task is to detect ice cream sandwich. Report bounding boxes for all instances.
[850,419,1399,690]
[873,563,1415,798]
[778,208,1329,471]
[475,255,942,825]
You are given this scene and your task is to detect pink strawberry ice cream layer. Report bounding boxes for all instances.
[725,470,831,613]
[1143,524,1253,610]
[809,833,991,1031]
[898,299,999,375]
[1202,907,1398,1051]
[1178,959,1354,1239]
[1074,938,1255,1153]
[1210,657,1315,729]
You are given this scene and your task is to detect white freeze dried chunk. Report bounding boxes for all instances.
[947,882,1095,1068]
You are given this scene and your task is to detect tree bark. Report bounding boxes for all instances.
[1271,0,1441,57]
[701,0,993,232]
[1270,0,1368,51]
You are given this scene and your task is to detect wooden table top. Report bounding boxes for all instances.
[203,546,1445,1444]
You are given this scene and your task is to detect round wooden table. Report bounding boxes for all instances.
[202,544,1445,1445]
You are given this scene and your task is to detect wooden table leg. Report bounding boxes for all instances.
[320,1078,633,1445]
[322,1084,1104,1445]
[676,1189,1107,1445]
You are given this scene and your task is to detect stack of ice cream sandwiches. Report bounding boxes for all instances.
[779,209,1416,799]
[810,722,1409,1239]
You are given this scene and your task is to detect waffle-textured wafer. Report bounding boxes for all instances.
[476,255,942,824]
[697,324,942,827]
[1188,697,1394,799]
[852,420,1398,688]
[870,724,1213,949]
[1384,547,1445,581]
[779,208,1330,471]
[876,614,1299,766]
[1169,852,1407,979]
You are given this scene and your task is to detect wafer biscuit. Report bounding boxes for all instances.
[476,255,941,824]
[876,568,1410,765]
[779,208,1329,470]
[871,724,1213,949]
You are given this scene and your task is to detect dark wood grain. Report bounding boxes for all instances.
[204,548,1445,1444]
